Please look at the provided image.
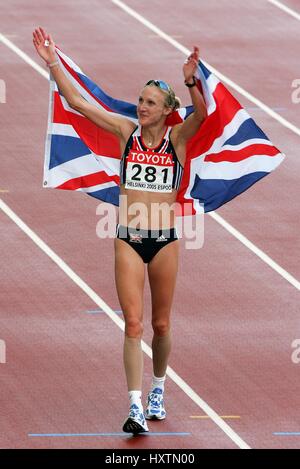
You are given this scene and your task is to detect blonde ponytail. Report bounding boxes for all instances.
[174,96,181,110]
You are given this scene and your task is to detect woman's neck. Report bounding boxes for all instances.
[141,123,167,148]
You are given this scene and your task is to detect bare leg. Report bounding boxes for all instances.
[148,240,179,378]
[115,238,150,432]
[114,238,145,391]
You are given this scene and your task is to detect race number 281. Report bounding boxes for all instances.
[125,150,174,193]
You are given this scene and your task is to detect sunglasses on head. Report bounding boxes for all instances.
[145,80,170,92]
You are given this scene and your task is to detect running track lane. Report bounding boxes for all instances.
[0,0,299,449]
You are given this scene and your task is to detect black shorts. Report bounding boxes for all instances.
[116,224,179,264]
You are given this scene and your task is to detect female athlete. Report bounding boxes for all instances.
[33,26,207,434]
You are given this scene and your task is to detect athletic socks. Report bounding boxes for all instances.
[128,379,166,414]
[128,390,143,410]
[151,375,166,393]
[124,390,149,433]
[146,376,167,420]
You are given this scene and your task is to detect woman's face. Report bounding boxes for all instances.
[137,86,170,126]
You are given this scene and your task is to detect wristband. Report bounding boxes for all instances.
[47,61,59,68]
[184,76,196,88]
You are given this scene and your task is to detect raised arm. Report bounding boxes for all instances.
[173,46,207,144]
[32,27,135,139]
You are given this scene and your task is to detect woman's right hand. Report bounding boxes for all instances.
[32,27,56,64]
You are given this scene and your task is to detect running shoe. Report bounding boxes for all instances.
[122,404,149,433]
[145,387,166,420]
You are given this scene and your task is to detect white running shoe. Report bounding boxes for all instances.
[122,404,149,433]
[145,387,166,420]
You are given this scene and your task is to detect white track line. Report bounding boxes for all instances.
[267,0,300,21]
[1,23,299,292]
[0,33,48,79]
[111,0,300,138]
[0,198,250,449]
[0,9,296,449]
[211,212,300,290]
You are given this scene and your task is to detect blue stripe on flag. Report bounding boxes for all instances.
[191,171,269,212]
[77,72,138,119]
[199,61,211,79]
[223,118,269,147]
[87,186,120,206]
[50,135,91,169]
[185,105,194,119]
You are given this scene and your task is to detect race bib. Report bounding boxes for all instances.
[125,150,174,193]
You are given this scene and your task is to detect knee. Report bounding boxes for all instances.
[152,317,170,337]
[125,314,143,338]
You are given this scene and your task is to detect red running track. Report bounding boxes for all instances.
[0,0,299,449]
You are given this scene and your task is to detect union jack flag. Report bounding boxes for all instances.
[43,48,285,214]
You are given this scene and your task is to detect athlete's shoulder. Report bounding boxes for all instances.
[169,123,182,141]
[122,121,138,143]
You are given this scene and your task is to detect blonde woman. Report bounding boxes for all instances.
[33,26,207,434]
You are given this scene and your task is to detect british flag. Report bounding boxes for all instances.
[43,48,285,214]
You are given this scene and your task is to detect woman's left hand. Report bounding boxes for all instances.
[183,46,199,82]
